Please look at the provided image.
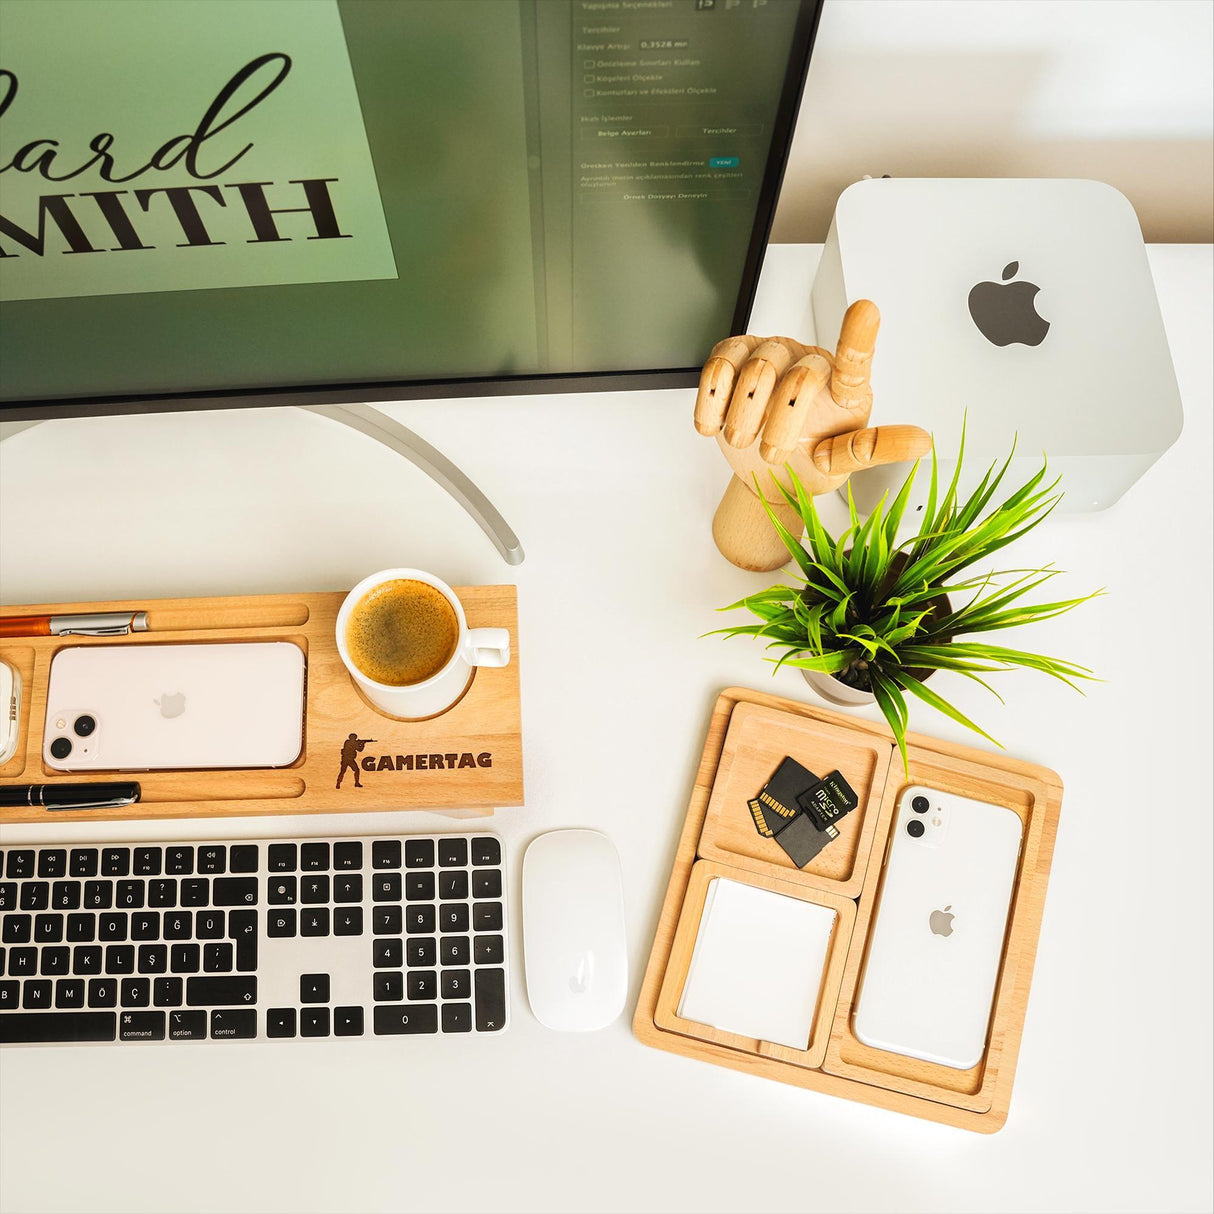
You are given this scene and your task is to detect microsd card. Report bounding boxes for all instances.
[798,770,858,833]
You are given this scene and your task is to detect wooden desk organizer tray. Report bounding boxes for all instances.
[0,589,523,824]
[634,687,1062,1132]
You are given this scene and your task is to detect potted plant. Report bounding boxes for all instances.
[714,437,1100,770]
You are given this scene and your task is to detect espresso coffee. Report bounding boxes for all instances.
[345,579,459,686]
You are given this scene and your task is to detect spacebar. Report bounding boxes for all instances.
[0,1012,117,1044]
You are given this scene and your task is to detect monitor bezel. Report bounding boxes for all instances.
[0,0,824,423]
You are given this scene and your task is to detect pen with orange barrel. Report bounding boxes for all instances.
[0,611,149,639]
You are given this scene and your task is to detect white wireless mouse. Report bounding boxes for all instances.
[522,829,628,1032]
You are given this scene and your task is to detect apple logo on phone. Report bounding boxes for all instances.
[968,261,1050,347]
[929,905,955,937]
[155,692,187,719]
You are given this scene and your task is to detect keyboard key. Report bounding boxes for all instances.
[334,908,362,936]
[51,881,81,910]
[0,1011,116,1043]
[267,910,296,938]
[300,973,330,1003]
[333,874,362,903]
[473,870,503,900]
[187,975,257,1006]
[372,840,402,869]
[474,968,506,1032]
[471,837,501,866]
[83,881,112,909]
[6,850,35,878]
[88,978,117,1007]
[300,875,329,904]
[333,842,362,870]
[101,849,130,877]
[405,839,434,868]
[37,849,67,878]
[119,1010,165,1041]
[373,939,403,968]
[195,910,225,940]
[2,915,31,944]
[148,880,177,908]
[203,943,233,972]
[0,981,17,1008]
[165,847,194,875]
[133,848,161,877]
[104,945,135,974]
[373,873,401,902]
[301,1007,330,1037]
[210,1009,256,1039]
[334,1006,364,1037]
[405,873,435,901]
[180,879,210,907]
[170,944,200,973]
[438,839,468,867]
[439,872,468,900]
[374,972,403,1001]
[373,906,402,935]
[267,877,296,905]
[301,843,329,871]
[138,945,168,974]
[55,978,85,1008]
[212,878,258,907]
[229,845,259,874]
[267,844,296,872]
[267,1008,296,1038]
[73,946,102,975]
[0,951,4,976]
[441,969,471,1000]
[9,948,36,976]
[39,947,70,975]
[115,880,144,909]
[99,913,127,942]
[0,882,15,911]
[406,938,436,967]
[440,904,469,933]
[406,906,435,934]
[474,935,505,965]
[20,882,49,911]
[473,903,503,932]
[441,1003,473,1033]
[373,1005,437,1035]
[121,978,150,1007]
[197,846,226,874]
[229,909,258,972]
[67,913,97,942]
[168,1010,206,1039]
[69,849,99,877]
[154,978,184,1007]
[164,912,193,940]
[406,971,436,1000]
[440,937,470,966]
[23,979,52,1008]
[131,912,160,941]
[300,908,329,937]
[34,913,64,943]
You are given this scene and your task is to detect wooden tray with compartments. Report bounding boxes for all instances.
[633,687,1062,1132]
[0,589,522,824]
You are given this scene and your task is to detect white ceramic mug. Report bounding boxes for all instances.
[336,569,510,719]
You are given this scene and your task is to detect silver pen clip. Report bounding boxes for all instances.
[49,612,148,638]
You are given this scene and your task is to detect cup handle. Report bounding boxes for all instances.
[464,627,510,668]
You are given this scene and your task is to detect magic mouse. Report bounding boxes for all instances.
[522,829,628,1032]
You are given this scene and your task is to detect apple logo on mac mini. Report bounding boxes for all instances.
[968,261,1050,347]
[929,905,956,937]
[155,693,187,719]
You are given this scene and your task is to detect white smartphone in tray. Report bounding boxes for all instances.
[853,785,1023,1070]
[43,642,306,772]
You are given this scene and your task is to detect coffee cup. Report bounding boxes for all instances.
[336,569,510,719]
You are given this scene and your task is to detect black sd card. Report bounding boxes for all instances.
[798,770,858,833]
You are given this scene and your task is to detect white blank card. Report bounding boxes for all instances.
[677,877,836,1051]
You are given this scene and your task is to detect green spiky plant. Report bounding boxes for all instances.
[714,437,1100,771]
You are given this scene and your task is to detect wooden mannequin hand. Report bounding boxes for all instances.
[693,300,931,501]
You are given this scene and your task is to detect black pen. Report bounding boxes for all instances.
[0,782,141,811]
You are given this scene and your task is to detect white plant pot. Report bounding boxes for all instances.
[801,667,876,707]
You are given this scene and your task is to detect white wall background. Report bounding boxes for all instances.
[772,0,1214,243]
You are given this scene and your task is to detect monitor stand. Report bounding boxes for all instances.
[1,404,525,565]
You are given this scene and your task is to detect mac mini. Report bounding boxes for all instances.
[811,178,1183,514]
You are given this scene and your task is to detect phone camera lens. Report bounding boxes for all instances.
[906,819,925,838]
[911,795,930,814]
[74,715,96,737]
[50,737,73,760]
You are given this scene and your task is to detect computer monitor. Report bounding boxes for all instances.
[0,0,822,421]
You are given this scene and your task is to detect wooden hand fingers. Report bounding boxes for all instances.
[758,352,832,464]
[830,299,880,411]
[720,337,807,448]
[810,424,932,478]
[693,335,763,435]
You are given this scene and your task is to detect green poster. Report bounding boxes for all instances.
[0,0,398,302]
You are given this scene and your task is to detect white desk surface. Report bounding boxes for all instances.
[1,245,1210,1214]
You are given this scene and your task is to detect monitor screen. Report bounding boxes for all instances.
[0,0,821,418]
